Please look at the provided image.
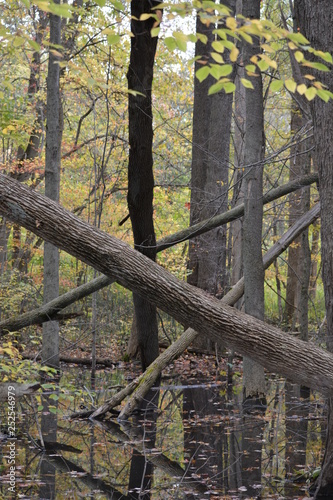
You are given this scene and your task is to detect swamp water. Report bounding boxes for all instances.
[0,365,327,499]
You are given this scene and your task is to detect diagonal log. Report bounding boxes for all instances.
[156,172,318,251]
[77,203,319,420]
[0,275,114,336]
[0,173,318,336]
[0,174,331,400]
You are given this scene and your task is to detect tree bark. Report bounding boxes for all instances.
[72,203,319,421]
[1,175,332,398]
[42,3,62,369]
[188,1,235,350]
[126,0,161,369]
[241,0,266,401]
[0,175,318,336]
[294,1,333,495]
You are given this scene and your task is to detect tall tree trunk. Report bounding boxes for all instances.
[230,20,246,309]
[188,1,235,350]
[284,106,312,339]
[127,0,161,370]
[241,0,266,402]
[294,0,333,495]
[42,3,62,369]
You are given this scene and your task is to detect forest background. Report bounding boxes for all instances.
[1,0,333,495]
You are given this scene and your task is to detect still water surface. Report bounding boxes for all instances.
[0,365,326,499]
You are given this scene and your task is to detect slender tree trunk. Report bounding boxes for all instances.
[231,27,246,309]
[294,0,333,495]
[42,3,62,369]
[127,0,161,370]
[285,101,312,338]
[241,0,266,402]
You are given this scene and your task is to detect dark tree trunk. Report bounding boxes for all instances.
[294,0,333,495]
[1,175,333,398]
[126,0,161,370]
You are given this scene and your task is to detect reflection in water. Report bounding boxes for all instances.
[0,368,327,499]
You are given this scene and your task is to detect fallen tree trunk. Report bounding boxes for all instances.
[156,172,318,251]
[72,203,320,420]
[0,275,114,336]
[0,174,332,398]
[22,352,117,368]
[0,173,317,336]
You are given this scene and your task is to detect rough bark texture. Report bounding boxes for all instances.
[231,53,246,309]
[285,104,312,338]
[0,176,318,339]
[72,202,320,420]
[126,0,160,369]
[294,1,333,496]
[188,1,235,298]
[1,175,333,398]
[43,4,62,369]
[241,0,266,400]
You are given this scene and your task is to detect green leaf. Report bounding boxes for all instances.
[316,88,330,102]
[223,81,236,93]
[245,64,256,74]
[110,0,125,10]
[270,79,284,92]
[303,61,330,72]
[212,40,225,53]
[208,81,225,95]
[285,79,297,93]
[257,59,269,71]
[196,66,210,83]
[240,78,254,89]
[95,0,106,6]
[316,88,333,102]
[151,27,160,37]
[288,32,309,45]
[210,63,233,80]
[164,37,177,51]
[305,86,317,100]
[211,52,224,64]
[107,34,120,45]
[175,39,187,52]
[27,39,41,51]
[296,83,307,95]
[196,33,208,44]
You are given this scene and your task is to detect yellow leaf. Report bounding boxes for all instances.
[230,45,239,62]
[285,79,297,93]
[226,17,237,31]
[305,86,317,100]
[294,51,304,62]
[297,84,307,95]
[241,78,254,89]
[288,41,297,50]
